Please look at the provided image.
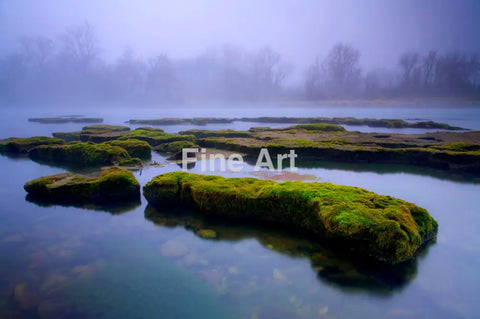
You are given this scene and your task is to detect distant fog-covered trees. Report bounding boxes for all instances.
[0,23,479,104]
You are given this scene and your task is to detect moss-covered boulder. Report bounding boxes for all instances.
[121,128,195,146]
[154,140,196,153]
[143,172,438,264]
[107,139,152,159]
[29,141,130,166]
[53,125,131,143]
[291,123,347,132]
[25,167,140,203]
[0,136,65,153]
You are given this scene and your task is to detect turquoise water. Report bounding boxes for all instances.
[0,104,479,318]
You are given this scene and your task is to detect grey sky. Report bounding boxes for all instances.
[1,0,479,76]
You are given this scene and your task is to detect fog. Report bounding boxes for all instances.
[1,0,479,105]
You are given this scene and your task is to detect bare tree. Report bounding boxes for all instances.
[320,43,362,97]
[251,47,291,99]
[398,52,419,89]
[422,50,437,87]
[60,22,101,70]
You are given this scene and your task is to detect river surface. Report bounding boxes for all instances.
[0,103,479,318]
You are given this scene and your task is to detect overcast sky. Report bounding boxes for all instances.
[1,0,479,76]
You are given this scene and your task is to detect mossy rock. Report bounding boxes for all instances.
[53,125,131,143]
[290,123,346,132]
[154,141,196,153]
[118,157,142,166]
[29,141,130,166]
[24,167,140,203]
[107,139,152,159]
[0,136,65,153]
[143,172,438,264]
[81,125,130,133]
[121,128,195,146]
[52,132,82,142]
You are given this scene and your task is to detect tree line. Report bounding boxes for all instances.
[1,23,479,104]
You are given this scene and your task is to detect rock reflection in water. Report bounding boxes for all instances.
[26,194,141,215]
[144,204,434,295]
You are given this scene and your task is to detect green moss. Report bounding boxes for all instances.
[107,139,152,159]
[118,157,142,166]
[52,132,82,142]
[81,124,130,133]
[52,125,131,143]
[0,136,65,153]
[291,123,346,132]
[25,167,140,203]
[144,172,438,264]
[195,229,217,239]
[121,128,195,146]
[29,141,130,166]
[154,140,196,153]
[133,127,165,132]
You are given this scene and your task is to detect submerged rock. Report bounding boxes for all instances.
[143,172,438,264]
[24,167,140,203]
[14,282,40,310]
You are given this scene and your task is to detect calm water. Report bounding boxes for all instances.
[0,104,479,318]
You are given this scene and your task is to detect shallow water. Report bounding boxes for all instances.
[0,103,479,318]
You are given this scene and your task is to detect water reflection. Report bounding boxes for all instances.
[144,205,434,295]
[25,194,141,215]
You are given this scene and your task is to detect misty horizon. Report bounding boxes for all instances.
[1,1,479,104]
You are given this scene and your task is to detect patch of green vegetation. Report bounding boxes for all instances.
[81,124,131,133]
[0,136,65,153]
[154,140,196,153]
[133,127,165,132]
[52,125,131,143]
[107,139,152,159]
[29,141,130,166]
[25,167,140,203]
[291,123,346,132]
[52,131,82,142]
[122,128,195,146]
[144,172,438,264]
[195,229,217,239]
[430,142,480,152]
[178,129,251,138]
[118,157,142,166]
